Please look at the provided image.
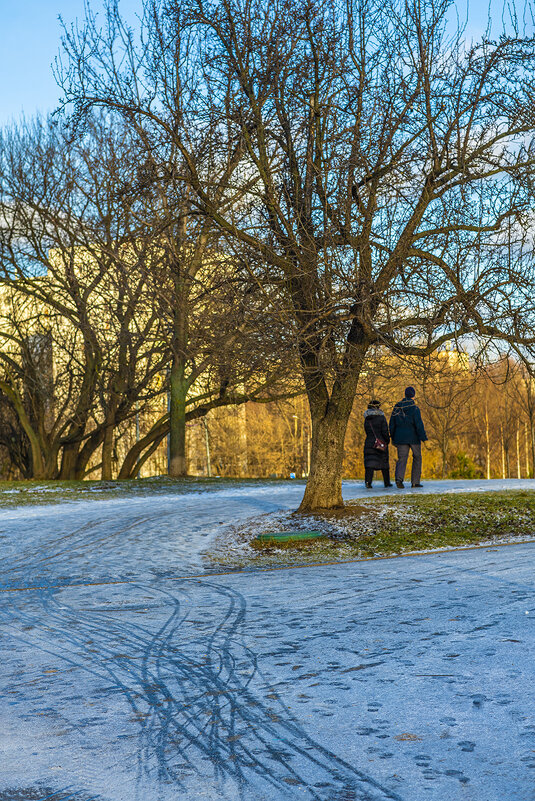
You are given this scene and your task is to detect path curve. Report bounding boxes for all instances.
[1,479,534,800]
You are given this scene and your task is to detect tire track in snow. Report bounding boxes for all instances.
[0,786,101,800]
[1,581,402,801]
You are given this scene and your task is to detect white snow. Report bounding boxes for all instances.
[0,478,534,801]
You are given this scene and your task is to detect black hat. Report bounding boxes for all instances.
[405,386,416,399]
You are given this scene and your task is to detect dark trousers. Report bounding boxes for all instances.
[395,442,422,485]
[365,467,391,487]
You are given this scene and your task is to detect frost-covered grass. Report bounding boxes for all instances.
[206,490,535,570]
[0,476,302,509]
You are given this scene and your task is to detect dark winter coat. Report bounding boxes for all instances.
[363,409,390,469]
[389,398,428,445]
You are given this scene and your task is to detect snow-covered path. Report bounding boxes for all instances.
[1,478,534,590]
[1,479,534,801]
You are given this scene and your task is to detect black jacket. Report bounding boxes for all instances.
[389,398,428,445]
[363,409,390,469]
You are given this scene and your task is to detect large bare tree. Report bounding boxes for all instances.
[59,0,535,507]
[58,2,298,478]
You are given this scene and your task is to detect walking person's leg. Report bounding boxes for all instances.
[365,467,374,487]
[410,442,423,486]
[395,444,409,487]
[381,468,392,487]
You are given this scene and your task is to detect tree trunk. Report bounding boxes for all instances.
[299,415,350,509]
[43,447,60,480]
[168,355,188,477]
[101,383,124,480]
[525,422,530,478]
[75,428,105,480]
[238,401,248,476]
[133,433,166,477]
[58,441,82,479]
[485,404,491,480]
[118,415,168,479]
[0,381,46,478]
[101,421,115,480]
[203,416,212,477]
[298,341,366,511]
[168,254,191,478]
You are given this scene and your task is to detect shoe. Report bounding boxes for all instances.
[365,482,373,489]
[384,483,393,488]
[412,483,423,488]
[395,479,404,488]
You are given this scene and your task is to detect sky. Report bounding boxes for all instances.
[0,0,531,127]
[0,0,142,126]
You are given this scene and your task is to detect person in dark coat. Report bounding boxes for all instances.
[389,386,428,488]
[363,399,392,488]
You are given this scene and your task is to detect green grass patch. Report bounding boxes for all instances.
[345,490,535,557]
[217,490,535,569]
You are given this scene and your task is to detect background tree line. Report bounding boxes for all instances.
[117,349,535,482]
[0,115,298,480]
[0,0,534,509]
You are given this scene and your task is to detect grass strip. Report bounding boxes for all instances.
[210,490,535,569]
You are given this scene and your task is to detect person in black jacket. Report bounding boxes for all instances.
[363,400,392,489]
[389,386,428,488]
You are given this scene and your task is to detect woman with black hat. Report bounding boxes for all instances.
[363,400,392,488]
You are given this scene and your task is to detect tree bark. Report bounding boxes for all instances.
[169,355,188,477]
[167,252,192,478]
[101,420,115,480]
[58,441,81,480]
[500,425,506,479]
[0,381,46,478]
[441,432,447,479]
[530,420,535,479]
[485,404,491,480]
[203,416,212,477]
[298,341,367,511]
[525,422,530,478]
[299,415,351,509]
[76,428,105,480]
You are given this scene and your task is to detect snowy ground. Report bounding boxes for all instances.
[0,479,534,800]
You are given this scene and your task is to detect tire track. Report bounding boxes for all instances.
[1,581,402,801]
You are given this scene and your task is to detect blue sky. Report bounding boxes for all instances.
[0,0,529,126]
[0,0,142,125]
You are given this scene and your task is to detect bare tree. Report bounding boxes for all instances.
[57,3,298,478]
[0,115,169,478]
[118,149,298,477]
[415,351,474,478]
[503,353,535,476]
[59,0,535,506]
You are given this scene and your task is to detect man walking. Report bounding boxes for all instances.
[389,386,428,488]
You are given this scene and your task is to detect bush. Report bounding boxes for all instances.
[448,451,484,479]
